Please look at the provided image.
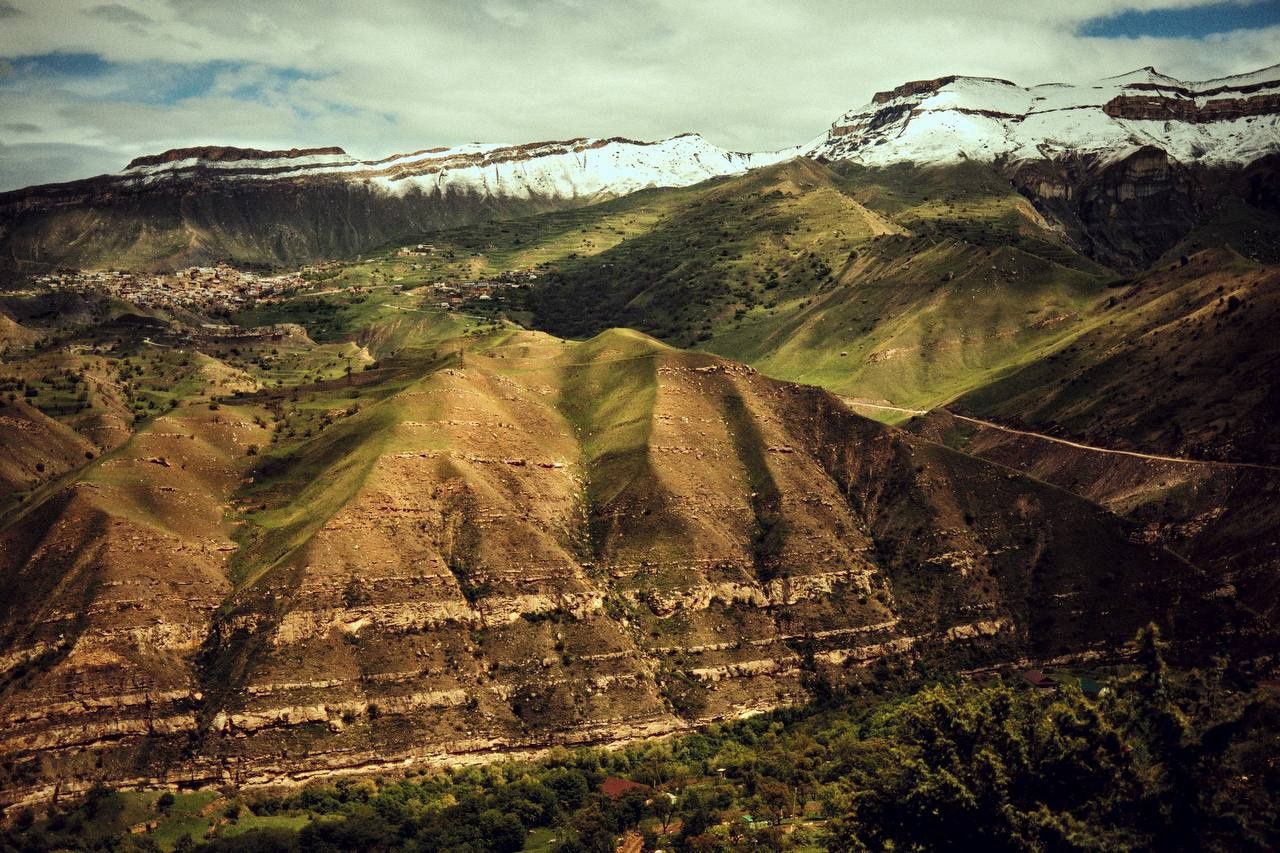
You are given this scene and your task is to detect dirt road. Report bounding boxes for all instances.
[840,397,1280,473]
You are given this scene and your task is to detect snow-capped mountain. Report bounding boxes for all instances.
[14,63,1280,203]
[118,133,789,200]
[0,134,796,272]
[2,63,1277,273]
[806,65,1280,166]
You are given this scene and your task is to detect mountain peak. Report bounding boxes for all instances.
[871,74,1018,105]
[810,64,1280,167]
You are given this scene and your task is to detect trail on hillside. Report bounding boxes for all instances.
[840,397,1280,473]
[380,303,492,321]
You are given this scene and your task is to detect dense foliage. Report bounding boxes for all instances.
[4,629,1276,853]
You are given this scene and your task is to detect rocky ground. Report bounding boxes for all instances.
[0,326,1216,813]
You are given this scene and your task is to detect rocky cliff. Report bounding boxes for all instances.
[0,136,780,275]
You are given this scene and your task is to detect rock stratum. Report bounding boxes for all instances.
[0,135,780,274]
[0,328,1219,810]
[806,65,1280,167]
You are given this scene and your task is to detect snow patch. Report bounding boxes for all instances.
[809,65,1280,167]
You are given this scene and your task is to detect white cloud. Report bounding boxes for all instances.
[0,0,1277,190]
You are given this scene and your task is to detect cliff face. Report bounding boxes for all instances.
[0,330,1210,810]
[808,65,1280,168]
[1003,146,1280,270]
[0,135,778,275]
[807,67,1280,270]
[125,147,350,169]
[1005,146,1204,270]
[1102,92,1280,123]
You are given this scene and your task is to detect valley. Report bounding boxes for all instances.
[1,60,1279,852]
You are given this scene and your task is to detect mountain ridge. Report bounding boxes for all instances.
[0,323,1217,811]
[1,62,1277,274]
[805,64,1280,167]
[5,62,1275,197]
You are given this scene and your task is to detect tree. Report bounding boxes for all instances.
[544,768,590,811]
[649,794,675,833]
[756,778,792,823]
[478,808,526,853]
[565,806,617,853]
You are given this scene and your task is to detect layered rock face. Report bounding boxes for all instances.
[0,330,1207,809]
[0,136,780,274]
[2,64,1277,275]
[0,404,269,803]
[808,65,1280,167]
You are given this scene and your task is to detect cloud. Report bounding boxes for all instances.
[0,142,126,189]
[2,122,40,133]
[86,4,154,26]
[0,0,1277,190]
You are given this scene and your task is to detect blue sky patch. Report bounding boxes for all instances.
[7,52,112,78]
[0,52,322,107]
[1080,0,1280,39]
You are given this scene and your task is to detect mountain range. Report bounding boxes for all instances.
[1,62,1278,820]
[2,64,1278,274]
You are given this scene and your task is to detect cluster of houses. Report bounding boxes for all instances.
[35,265,307,313]
[397,243,436,257]
[427,269,538,311]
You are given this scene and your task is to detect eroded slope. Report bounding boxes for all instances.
[0,327,1212,809]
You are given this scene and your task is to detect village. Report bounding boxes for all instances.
[33,264,312,314]
[427,270,536,313]
[28,244,541,320]
[396,244,540,313]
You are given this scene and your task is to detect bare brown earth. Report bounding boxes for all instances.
[955,249,1280,466]
[0,328,1217,811]
[0,401,96,503]
[0,401,269,805]
[0,311,39,349]
[910,409,1280,659]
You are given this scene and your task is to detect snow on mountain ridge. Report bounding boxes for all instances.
[808,65,1280,167]
[117,133,793,201]
[36,64,1280,204]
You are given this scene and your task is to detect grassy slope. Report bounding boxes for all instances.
[955,248,1280,463]
[377,158,1111,416]
[378,158,1275,457]
[187,159,1134,426]
[713,238,1105,409]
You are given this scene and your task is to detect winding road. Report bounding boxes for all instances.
[840,397,1280,473]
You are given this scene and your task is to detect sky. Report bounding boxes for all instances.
[0,0,1278,191]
